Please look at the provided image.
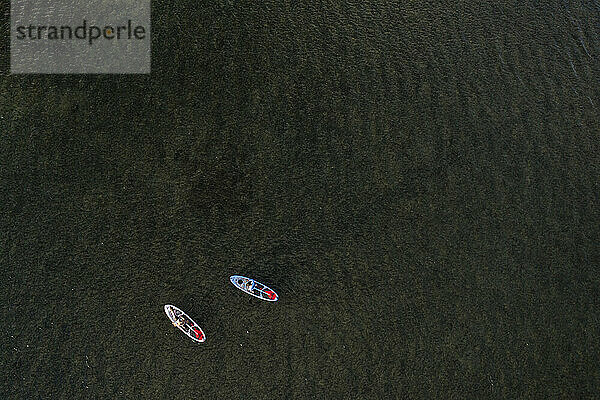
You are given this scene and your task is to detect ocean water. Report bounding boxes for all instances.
[1,1,599,398]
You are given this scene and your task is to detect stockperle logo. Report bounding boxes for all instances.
[11,0,150,74]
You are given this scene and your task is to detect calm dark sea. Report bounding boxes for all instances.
[1,1,599,398]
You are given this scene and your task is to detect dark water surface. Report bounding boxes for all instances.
[1,1,599,398]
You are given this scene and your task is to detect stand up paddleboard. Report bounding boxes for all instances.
[230,275,278,301]
[164,305,205,343]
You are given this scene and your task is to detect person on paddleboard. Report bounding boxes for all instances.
[173,315,186,328]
